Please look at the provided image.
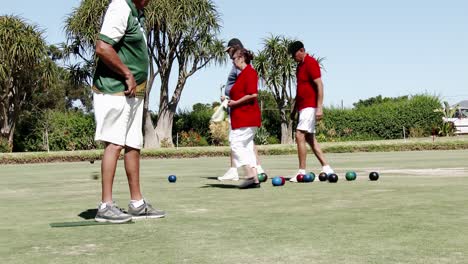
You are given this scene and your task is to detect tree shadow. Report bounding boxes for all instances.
[200,184,239,189]
[78,209,98,220]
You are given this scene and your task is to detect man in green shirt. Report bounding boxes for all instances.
[93,0,165,223]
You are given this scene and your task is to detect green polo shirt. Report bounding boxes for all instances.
[93,0,148,97]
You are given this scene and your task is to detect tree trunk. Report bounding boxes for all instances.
[281,121,294,144]
[0,101,15,151]
[143,74,159,148]
[279,108,294,144]
[154,107,175,147]
[143,111,159,148]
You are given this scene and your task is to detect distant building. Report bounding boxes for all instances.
[454,100,468,108]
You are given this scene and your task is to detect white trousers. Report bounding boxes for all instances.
[230,127,257,168]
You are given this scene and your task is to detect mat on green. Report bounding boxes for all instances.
[50,221,135,228]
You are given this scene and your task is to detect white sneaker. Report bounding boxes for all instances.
[289,170,306,182]
[217,168,239,181]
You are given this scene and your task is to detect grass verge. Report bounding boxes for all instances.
[1,136,468,164]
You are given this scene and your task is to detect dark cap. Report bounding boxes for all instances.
[225,38,244,52]
[288,41,304,56]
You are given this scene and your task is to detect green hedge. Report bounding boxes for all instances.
[14,110,97,152]
[319,95,442,140]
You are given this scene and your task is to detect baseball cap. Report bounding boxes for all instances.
[225,38,244,52]
[288,41,304,56]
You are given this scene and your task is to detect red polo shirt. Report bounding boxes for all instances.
[229,64,261,129]
[295,54,321,111]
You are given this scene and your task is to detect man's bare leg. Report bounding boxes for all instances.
[101,143,123,203]
[124,146,143,201]
[306,133,334,174]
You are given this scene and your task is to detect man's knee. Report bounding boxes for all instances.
[295,130,306,142]
[106,142,124,152]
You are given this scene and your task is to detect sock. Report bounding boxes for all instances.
[99,202,109,210]
[131,199,145,208]
[230,167,239,176]
[297,169,306,175]
[256,165,264,174]
[322,165,334,174]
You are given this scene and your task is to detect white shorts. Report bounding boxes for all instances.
[93,93,144,149]
[297,107,317,134]
[230,127,257,168]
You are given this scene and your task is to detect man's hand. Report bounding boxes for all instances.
[220,96,226,102]
[315,107,323,120]
[124,74,137,97]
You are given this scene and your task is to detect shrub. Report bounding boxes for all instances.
[322,94,442,140]
[14,109,97,151]
[409,126,425,138]
[254,126,270,145]
[209,121,229,146]
[179,130,209,147]
[267,136,280,145]
[0,137,10,152]
[174,103,213,140]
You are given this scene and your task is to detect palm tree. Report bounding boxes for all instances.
[63,0,109,111]
[254,35,297,144]
[143,0,226,147]
[0,15,56,150]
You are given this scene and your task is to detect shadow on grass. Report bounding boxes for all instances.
[78,209,98,220]
[203,177,219,180]
[201,184,239,189]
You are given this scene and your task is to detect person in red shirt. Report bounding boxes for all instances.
[288,41,334,182]
[228,48,262,189]
[217,39,266,181]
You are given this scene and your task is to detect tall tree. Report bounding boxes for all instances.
[63,0,109,111]
[143,0,225,148]
[0,15,56,150]
[254,35,296,144]
[64,0,226,148]
[255,35,324,144]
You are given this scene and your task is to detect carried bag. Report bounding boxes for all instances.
[210,99,229,122]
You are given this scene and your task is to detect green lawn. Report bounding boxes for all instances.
[1,150,467,263]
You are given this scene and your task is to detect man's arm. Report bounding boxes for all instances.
[314,78,324,120]
[95,40,136,97]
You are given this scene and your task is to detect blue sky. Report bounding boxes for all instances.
[3,0,468,110]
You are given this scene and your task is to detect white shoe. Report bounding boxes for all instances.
[217,168,239,181]
[289,170,306,182]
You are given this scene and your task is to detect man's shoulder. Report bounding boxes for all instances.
[107,0,131,13]
[305,54,318,64]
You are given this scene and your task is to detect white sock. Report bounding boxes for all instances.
[322,165,334,174]
[99,202,109,210]
[256,165,264,174]
[131,199,145,208]
[297,169,306,175]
